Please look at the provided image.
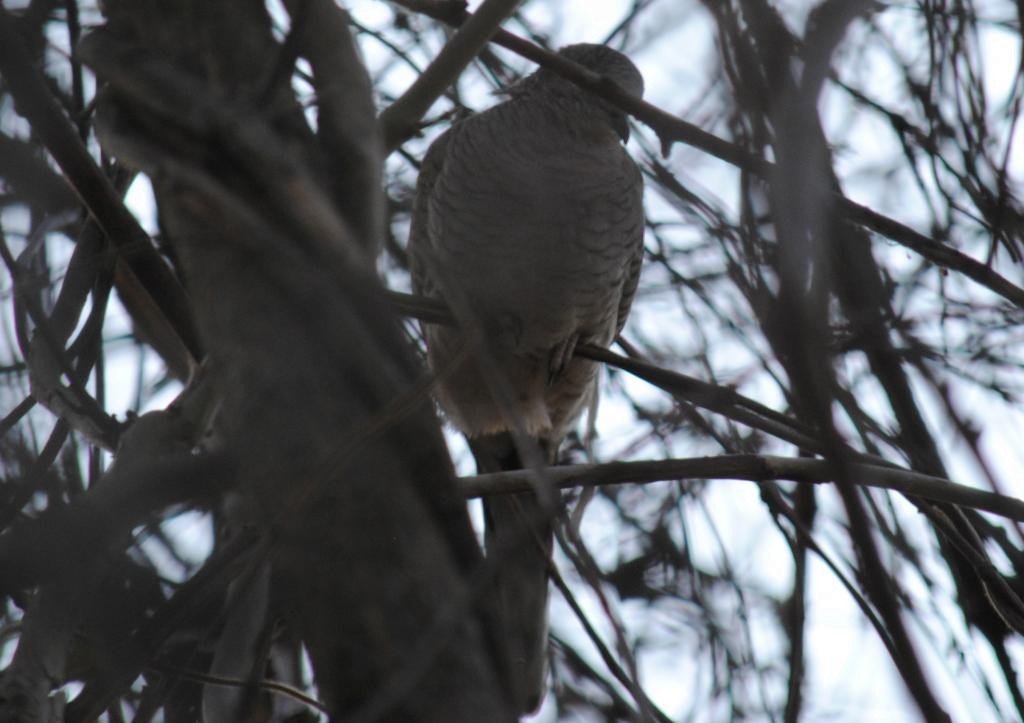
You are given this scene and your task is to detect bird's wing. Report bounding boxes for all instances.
[408,125,452,299]
[615,163,646,335]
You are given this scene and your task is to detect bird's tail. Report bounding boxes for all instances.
[469,432,555,716]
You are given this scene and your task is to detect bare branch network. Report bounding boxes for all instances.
[0,0,1022,721]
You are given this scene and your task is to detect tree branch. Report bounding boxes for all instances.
[459,454,1024,521]
[380,0,523,152]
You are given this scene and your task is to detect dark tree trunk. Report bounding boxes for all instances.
[76,1,515,719]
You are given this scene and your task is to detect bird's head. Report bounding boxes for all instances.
[555,43,644,100]
[505,43,643,142]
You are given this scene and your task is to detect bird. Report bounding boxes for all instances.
[408,43,645,715]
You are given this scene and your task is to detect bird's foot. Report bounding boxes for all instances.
[548,332,580,383]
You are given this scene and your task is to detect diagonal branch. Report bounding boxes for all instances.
[380,0,523,152]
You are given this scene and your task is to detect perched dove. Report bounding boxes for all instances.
[409,43,645,714]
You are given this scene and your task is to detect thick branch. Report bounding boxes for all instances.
[0,449,231,596]
[459,455,1024,522]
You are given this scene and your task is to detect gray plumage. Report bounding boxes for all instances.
[409,44,645,714]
